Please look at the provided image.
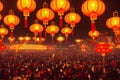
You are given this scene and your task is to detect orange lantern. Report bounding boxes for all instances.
[75,38,83,44]
[3,10,20,37]
[36,2,54,38]
[33,37,46,43]
[65,8,81,35]
[56,34,65,44]
[81,44,87,52]
[82,0,105,31]
[8,36,15,43]
[46,22,59,44]
[0,25,8,41]
[0,1,3,20]
[24,35,31,42]
[89,30,100,39]
[89,30,99,46]
[50,0,70,27]
[106,11,120,37]
[17,0,36,28]
[61,24,72,44]
[0,1,3,12]
[30,20,44,43]
[18,36,24,43]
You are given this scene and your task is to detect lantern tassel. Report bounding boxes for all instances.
[44,25,47,39]
[66,37,68,44]
[10,30,13,37]
[52,36,54,44]
[91,20,96,31]
[39,32,42,44]
[24,17,28,28]
[60,16,63,28]
[91,39,95,47]
[114,36,118,46]
[71,27,74,36]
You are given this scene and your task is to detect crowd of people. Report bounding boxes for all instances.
[0,47,120,80]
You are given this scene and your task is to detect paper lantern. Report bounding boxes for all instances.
[3,10,20,37]
[65,8,81,35]
[30,20,44,43]
[46,22,59,44]
[106,11,120,37]
[0,1,3,20]
[56,34,65,44]
[8,36,15,43]
[0,25,8,40]
[36,2,54,38]
[17,0,36,28]
[89,30,99,39]
[50,0,70,27]
[61,24,72,44]
[82,0,105,31]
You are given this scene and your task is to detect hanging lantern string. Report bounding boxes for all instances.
[39,32,42,44]
[10,30,14,37]
[65,34,68,44]
[10,25,14,37]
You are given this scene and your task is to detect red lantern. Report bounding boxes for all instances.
[17,0,36,28]
[75,38,83,44]
[24,35,31,42]
[106,11,120,37]
[36,2,54,38]
[0,1,3,20]
[89,30,99,46]
[33,37,46,43]
[56,34,65,44]
[96,42,113,55]
[50,0,70,28]
[3,10,20,37]
[89,30,100,39]
[46,22,59,44]
[18,36,24,43]
[0,1,3,12]
[65,8,81,35]
[82,0,105,31]
[0,25,8,41]
[95,42,113,73]
[30,20,44,43]
[8,36,15,43]
[61,24,72,44]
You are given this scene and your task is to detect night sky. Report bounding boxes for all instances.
[1,0,120,44]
